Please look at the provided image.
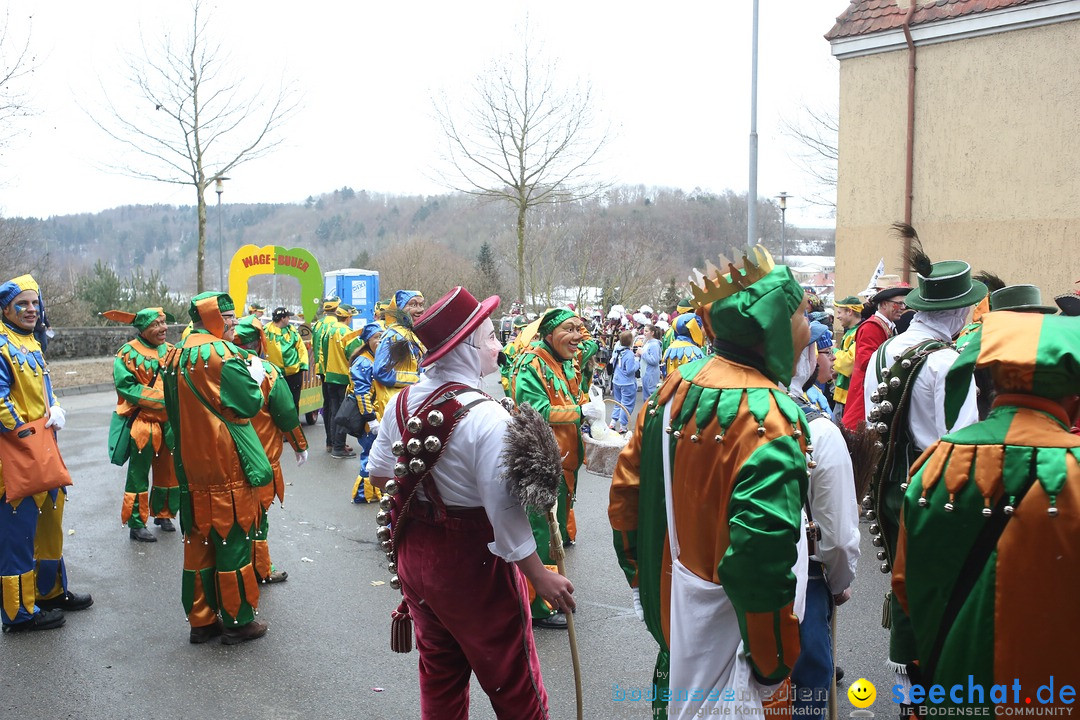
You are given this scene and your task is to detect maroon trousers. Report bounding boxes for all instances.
[399,504,549,720]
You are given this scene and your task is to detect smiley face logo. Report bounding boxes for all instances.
[848,678,876,708]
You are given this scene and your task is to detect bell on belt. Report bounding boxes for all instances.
[384,551,395,562]
[393,462,408,478]
[427,409,445,426]
[406,416,423,434]
[890,376,902,389]
[389,575,402,590]
[872,535,883,547]
[387,561,397,574]
[880,562,890,573]
[901,358,912,369]
[409,457,427,474]
[865,510,876,521]
[406,438,422,456]
[376,510,392,526]
[423,435,442,453]
[376,526,392,542]
[875,422,889,435]
[391,440,406,456]
[870,391,881,404]
[877,382,889,396]
[868,523,880,535]
[861,495,873,509]
[869,407,881,421]
[379,495,393,511]
[384,479,399,496]
[879,400,894,415]
[381,541,394,552]
[876,550,886,561]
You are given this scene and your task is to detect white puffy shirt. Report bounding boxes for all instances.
[368,345,537,563]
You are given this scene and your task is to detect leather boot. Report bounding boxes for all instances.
[130,527,157,542]
[154,517,176,532]
[221,620,268,645]
[189,619,224,644]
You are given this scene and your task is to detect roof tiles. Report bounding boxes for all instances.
[825,0,1043,40]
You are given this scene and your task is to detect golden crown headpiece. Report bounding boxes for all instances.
[689,245,776,308]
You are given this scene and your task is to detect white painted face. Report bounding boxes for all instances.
[473,319,501,377]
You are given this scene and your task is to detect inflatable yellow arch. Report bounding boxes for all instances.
[228,244,323,321]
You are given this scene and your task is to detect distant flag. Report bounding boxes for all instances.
[865,258,885,294]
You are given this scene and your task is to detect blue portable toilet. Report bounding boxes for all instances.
[324,268,380,329]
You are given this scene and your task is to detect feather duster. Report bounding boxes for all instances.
[893,222,933,278]
[501,402,563,512]
[840,425,882,503]
[973,271,1006,294]
[384,305,418,364]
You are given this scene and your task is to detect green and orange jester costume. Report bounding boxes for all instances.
[163,292,273,642]
[103,307,181,539]
[893,312,1080,708]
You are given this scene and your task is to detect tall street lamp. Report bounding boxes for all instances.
[776,192,790,264]
[216,177,230,290]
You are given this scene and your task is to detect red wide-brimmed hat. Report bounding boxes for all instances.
[415,287,500,367]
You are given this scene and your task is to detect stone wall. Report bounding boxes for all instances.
[45,324,188,359]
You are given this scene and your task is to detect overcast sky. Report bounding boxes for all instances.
[1,1,843,228]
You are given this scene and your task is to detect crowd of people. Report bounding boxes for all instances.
[0,230,1078,719]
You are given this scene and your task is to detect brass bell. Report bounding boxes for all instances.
[376,526,392,542]
[870,391,881,404]
[406,416,423,434]
[393,462,408,478]
[423,436,442,453]
[807,460,818,469]
[880,562,890,573]
[869,523,880,535]
[379,495,393,511]
[384,479,399,496]
[376,510,392,526]
[876,422,888,435]
[392,440,406,456]
[879,400,894,415]
[872,535,883,547]
[406,438,422,456]
[901,358,912,370]
[427,410,444,427]
[381,541,393,552]
[870,407,881,421]
[387,561,397,574]
[389,575,401,590]
[409,457,427,474]
[889,377,902,389]
[876,550,886,561]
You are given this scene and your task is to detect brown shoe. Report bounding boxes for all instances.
[221,620,268,645]
[189,619,223,644]
[262,570,288,584]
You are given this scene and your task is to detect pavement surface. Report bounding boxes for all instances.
[1,383,896,720]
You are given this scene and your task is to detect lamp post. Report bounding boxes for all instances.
[776,192,790,264]
[215,177,229,290]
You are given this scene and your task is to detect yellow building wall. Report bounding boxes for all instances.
[835,20,1080,300]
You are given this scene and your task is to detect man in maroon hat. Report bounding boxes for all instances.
[368,287,574,720]
[841,278,911,431]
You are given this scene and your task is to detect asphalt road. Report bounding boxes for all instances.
[1,384,896,720]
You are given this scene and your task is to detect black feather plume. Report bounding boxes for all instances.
[893,222,933,278]
[384,305,418,364]
[973,271,1006,294]
[501,402,563,512]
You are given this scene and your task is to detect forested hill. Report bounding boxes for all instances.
[10,185,833,323]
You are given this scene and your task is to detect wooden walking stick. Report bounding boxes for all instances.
[502,402,585,720]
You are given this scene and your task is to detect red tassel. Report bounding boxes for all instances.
[390,599,413,654]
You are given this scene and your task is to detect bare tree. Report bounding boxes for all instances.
[92,0,298,292]
[0,10,35,165]
[780,105,838,212]
[433,29,609,304]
